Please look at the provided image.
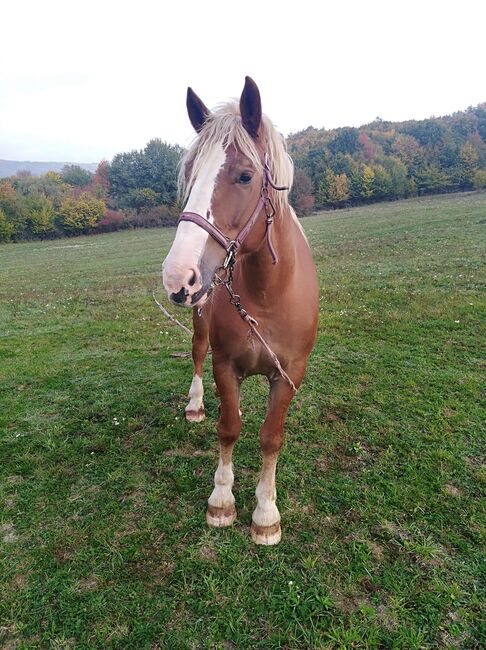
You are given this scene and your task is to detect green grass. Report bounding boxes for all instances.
[1,192,485,649]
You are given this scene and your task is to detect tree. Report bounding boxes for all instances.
[58,193,105,234]
[62,165,93,187]
[372,164,392,199]
[358,132,374,161]
[415,165,451,195]
[361,166,375,200]
[318,169,350,205]
[0,181,27,239]
[473,169,486,190]
[392,134,424,174]
[125,187,158,210]
[25,195,56,236]
[458,142,479,188]
[384,158,411,198]
[109,140,183,208]
[329,127,359,155]
[0,208,14,242]
[290,169,314,216]
[94,160,111,191]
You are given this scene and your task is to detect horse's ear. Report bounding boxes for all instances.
[239,76,262,138]
[186,87,210,133]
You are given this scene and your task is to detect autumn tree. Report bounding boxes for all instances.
[358,132,374,161]
[361,166,375,200]
[0,208,14,241]
[290,169,314,216]
[94,160,111,191]
[58,193,105,234]
[0,181,27,239]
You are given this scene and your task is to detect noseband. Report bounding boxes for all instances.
[178,153,288,267]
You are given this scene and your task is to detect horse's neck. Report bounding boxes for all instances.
[238,206,296,303]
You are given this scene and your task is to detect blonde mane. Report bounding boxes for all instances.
[179,102,295,217]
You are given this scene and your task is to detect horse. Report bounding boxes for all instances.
[162,77,318,544]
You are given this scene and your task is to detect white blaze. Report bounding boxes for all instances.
[162,143,226,294]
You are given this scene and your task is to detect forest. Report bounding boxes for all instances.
[1,103,485,242]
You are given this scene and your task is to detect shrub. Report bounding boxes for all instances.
[0,208,14,242]
[473,169,486,190]
[25,195,56,236]
[96,209,128,232]
[0,180,27,239]
[58,193,105,235]
[127,205,178,228]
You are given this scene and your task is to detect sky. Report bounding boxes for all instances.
[1,0,485,163]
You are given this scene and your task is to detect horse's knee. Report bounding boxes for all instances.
[260,428,284,456]
[218,417,241,448]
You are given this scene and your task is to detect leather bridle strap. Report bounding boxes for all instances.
[178,155,286,265]
[177,211,234,250]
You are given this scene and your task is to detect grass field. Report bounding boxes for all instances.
[1,192,485,649]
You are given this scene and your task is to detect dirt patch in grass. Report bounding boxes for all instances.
[10,571,31,590]
[6,476,23,485]
[74,576,99,592]
[443,483,462,497]
[199,545,218,562]
[1,523,17,543]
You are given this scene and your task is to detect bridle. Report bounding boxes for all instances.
[177,151,297,392]
[178,152,287,268]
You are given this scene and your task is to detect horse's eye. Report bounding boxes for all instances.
[238,172,252,185]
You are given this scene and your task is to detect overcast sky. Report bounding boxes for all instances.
[1,0,485,163]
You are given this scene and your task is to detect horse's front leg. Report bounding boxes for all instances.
[185,308,210,422]
[206,362,241,527]
[251,378,296,545]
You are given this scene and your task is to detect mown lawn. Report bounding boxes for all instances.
[1,192,485,649]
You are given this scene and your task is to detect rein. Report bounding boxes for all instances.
[177,153,297,393]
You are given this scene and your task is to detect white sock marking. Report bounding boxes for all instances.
[186,374,204,413]
[208,458,235,509]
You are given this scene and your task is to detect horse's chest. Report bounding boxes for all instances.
[212,315,280,376]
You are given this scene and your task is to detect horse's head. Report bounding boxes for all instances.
[162,77,271,308]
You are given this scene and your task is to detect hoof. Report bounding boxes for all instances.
[251,521,282,545]
[185,407,205,423]
[206,504,236,527]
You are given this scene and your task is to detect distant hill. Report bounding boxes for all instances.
[0,159,98,178]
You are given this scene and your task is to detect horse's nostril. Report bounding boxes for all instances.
[188,270,197,287]
[170,288,187,304]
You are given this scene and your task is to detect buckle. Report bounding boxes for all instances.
[223,242,237,269]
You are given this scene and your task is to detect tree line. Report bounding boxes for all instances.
[0,140,182,242]
[1,104,485,242]
[289,103,486,214]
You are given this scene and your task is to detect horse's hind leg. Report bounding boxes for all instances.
[251,378,296,545]
[185,308,210,423]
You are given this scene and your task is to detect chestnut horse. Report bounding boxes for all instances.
[162,77,318,544]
